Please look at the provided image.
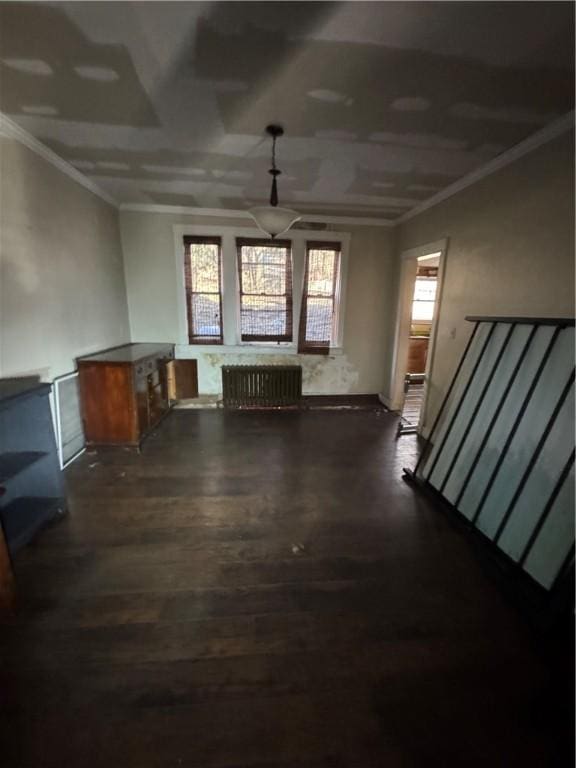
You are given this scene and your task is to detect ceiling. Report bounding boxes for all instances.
[0,1,574,221]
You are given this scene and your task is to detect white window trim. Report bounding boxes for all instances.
[173,224,350,353]
[387,238,448,428]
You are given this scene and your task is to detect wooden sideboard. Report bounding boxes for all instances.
[78,344,197,447]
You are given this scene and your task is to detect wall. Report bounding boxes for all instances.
[397,130,575,432]
[120,210,398,396]
[0,137,130,380]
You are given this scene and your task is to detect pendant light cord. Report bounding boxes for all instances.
[271,133,277,173]
[268,131,280,207]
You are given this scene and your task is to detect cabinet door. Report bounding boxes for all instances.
[0,522,15,616]
[167,360,198,401]
[148,369,169,428]
[135,364,149,434]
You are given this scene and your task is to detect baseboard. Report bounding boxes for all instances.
[303,394,388,409]
[378,393,393,409]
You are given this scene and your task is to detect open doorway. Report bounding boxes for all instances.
[388,239,447,436]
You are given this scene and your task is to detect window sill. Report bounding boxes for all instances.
[176,343,344,357]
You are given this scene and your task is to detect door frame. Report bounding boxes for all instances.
[388,238,448,433]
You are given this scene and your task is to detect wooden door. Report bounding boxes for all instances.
[167,360,198,401]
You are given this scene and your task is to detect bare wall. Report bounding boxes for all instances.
[0,137,130,380]
[397,130,575,431]
[120,210,398,396]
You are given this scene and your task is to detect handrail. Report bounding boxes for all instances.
[465,316,575,327]
[404,316,575,595]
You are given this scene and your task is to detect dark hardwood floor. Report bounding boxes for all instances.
[0,410,571,766]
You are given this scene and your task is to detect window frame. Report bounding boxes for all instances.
[236,237,294,343]
[298,240,342,355]
[173,225,349,352]
[183,235,224,345]
[410,267,438,324]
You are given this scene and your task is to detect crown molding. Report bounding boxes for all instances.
[119,202,396,227]
[4,107,571,227]
[0,114,393,225]
[0,111,118,207]
[398,111,575,225]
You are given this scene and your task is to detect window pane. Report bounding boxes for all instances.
[238,241,292,340]
[412,301,435,322]
[413,277,437,302]
[412,277,436,322]
[300,245,340,350]
[307,249,337,296]
[304,297,333,342]
[185,239,222,343]
[190,243,220,292]
[241,296,288,337]
[241,262,286,295]
[192,294,221,338]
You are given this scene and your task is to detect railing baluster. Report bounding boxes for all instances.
[493,369,575,545]
[553,543,576,589]
[518,448,575,568]
[409,321,481,478]
[425,322,497,483]
[454,324,538,508]
[404,315,574,595]
[470,325,563,525]
[439,323,516,494]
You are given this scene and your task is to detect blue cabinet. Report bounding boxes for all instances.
[0,379,66,554]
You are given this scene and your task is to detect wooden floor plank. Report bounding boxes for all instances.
[0,410,571,766]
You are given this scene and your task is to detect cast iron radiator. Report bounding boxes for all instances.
[404,315,575,594]
[221,365,302,408]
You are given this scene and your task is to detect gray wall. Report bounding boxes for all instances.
[0,137,131,380]
[397,130,575,431]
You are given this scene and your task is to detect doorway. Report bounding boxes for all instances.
[389,239,447,436]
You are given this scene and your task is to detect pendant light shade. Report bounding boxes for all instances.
[248,125,301,238]
[249,205,301,238]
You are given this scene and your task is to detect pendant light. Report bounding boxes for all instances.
[249,125,301,238]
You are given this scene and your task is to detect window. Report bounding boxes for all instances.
[183,236,223,344]
[236,238,293,342]
[299,242,341,354]
[411,274,437,323]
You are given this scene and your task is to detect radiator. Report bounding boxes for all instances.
[222,365,302,408]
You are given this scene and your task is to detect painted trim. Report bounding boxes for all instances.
[52,371,86,470]
[399,239,447,262]
[3,108,571,228]
[389,238,449,424]
[172,224,350,351]
[0,111,117,207]
[176,343,344,356]
[398,111,575,224]
[122,202,395,227]
[378,393,392,409]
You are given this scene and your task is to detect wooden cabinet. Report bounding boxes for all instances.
[78,344,198,447]
[407,336,429,374]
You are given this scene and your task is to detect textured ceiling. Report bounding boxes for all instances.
[0,1,574,219]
